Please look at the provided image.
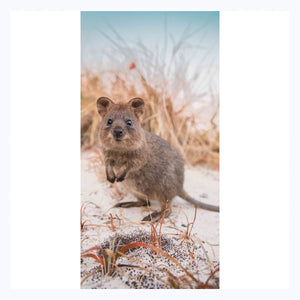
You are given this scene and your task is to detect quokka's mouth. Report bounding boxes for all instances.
[114,137,123,142]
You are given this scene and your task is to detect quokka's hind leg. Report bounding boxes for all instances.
[114,191,151,208]
[142,199,171,222]
[114,198,149,208]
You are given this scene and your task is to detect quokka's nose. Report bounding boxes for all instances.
[113,127,123,138]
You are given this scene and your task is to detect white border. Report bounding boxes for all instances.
[10,11,80,289]
[220,11,290,289]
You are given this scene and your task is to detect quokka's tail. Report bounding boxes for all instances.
[179,190,219,212]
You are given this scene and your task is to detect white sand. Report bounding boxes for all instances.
[81,151,219,289]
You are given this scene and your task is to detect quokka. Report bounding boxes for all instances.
[97,97,219,221]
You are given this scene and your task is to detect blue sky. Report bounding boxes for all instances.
[81,11,219,70]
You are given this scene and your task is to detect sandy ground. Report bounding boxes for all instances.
[81,150,219,289]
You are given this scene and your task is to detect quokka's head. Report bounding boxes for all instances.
[96,97,145,151]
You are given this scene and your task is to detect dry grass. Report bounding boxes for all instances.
[81,206,219,289]
[81,27,219,169]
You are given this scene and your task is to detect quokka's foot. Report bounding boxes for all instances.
[142,208,171,222]
[142,211,163,222]
[114,201,148,208]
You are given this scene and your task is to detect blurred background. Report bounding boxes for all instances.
[81,11,219,169]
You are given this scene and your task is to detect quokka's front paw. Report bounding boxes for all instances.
[106,166,116,183]
[116,175,125,182]
[116,171,126,182]
[107,175,116,183]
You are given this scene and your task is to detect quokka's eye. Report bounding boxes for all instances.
[107,119,113,125]
[126,120,132,126]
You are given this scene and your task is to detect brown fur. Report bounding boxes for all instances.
[97,97,219,222]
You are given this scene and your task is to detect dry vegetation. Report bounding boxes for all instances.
[81,203,219,289]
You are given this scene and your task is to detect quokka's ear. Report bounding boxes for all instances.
[96,97,114,116]
[128,97,145,118]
